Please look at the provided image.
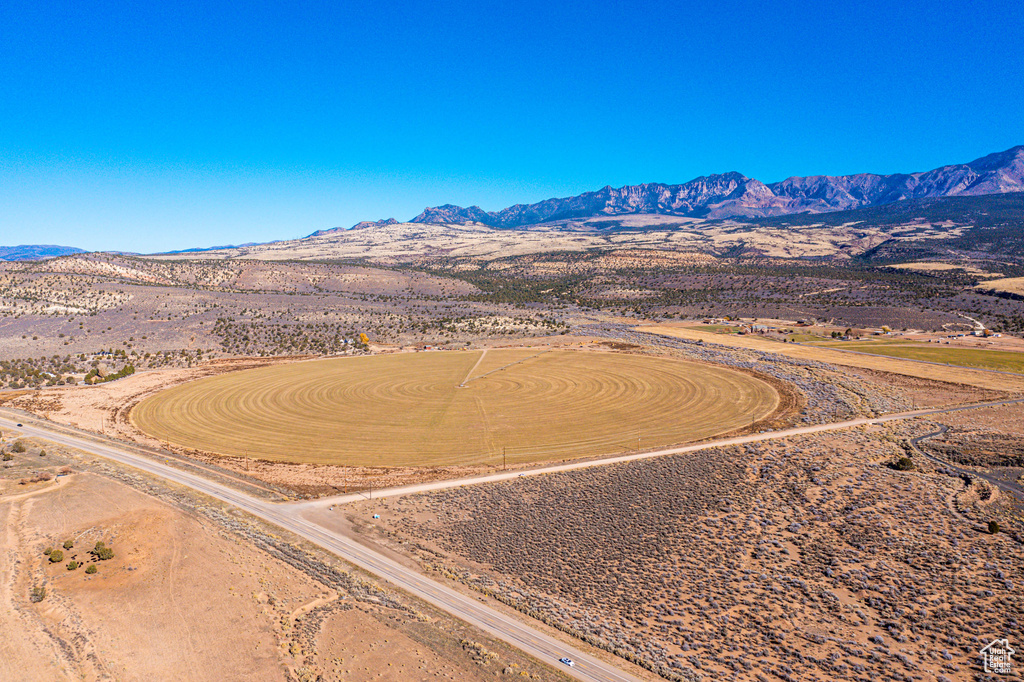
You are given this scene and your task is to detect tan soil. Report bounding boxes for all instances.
[3,357,300,437]
[927,399,1024,435]
[0,472,299,681]
[841,366,1006,408]
[0,465,560,682]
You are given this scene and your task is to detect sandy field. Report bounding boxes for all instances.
[1,471,311,681]
[0,435,571,682]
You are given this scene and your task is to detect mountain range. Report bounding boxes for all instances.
[0,245,86,261]
[409,145,1024,226]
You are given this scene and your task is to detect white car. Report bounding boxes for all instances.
[558,657,575,667]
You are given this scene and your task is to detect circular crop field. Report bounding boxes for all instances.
[131,349,779,467]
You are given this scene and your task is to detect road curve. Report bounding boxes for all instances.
[0,412,640,682]
[909,426,1024,502]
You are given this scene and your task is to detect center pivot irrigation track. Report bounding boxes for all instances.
[132,349,780,466]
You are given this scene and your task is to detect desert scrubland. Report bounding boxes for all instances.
[2,199,1024,680]
[355,420,1024,682]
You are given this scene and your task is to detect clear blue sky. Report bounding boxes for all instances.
[1,0,1022,252]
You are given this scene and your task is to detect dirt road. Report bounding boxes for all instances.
[300,397,1024,509]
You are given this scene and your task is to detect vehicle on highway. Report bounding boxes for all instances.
[559,657,575,667]
[17,423,23,427]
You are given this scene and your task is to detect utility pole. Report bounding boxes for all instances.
[637,428,641,451]
[503,446,507,471]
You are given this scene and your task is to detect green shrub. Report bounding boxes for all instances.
[30,586,46,603]
[63,540,73,550]
[92,541,114,560]
[989,520,1001,535]
[891,456,914,471]
[39,450,46,457]
[48,549,64,563]
[67,561,78,570]
[1,452,12,461]
[11,440,27,453]
[85,565,97,575]
[43,547,52,555]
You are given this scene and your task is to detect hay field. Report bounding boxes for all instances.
[131,349,779,466]
[637,323,1024,392]
[816,340,1024,374]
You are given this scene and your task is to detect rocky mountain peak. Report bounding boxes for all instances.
[407,146,1024,227]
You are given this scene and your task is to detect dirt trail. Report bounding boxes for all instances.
[458,349,488,386]
[459,349,550,386]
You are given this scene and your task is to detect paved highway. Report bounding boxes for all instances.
[3,396,1023,681]
[909,425,1024,502]
[0,411,640,682]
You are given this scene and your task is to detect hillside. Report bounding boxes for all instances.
[144,192,1024,264]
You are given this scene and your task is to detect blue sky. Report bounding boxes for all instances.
[1,0,1022,253]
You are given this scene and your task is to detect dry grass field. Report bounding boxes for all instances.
[977,275,1024,296]
[887,261,1000,277]
[131,349,779,467]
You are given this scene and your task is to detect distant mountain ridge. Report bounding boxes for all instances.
[410,145,1024,226]
[0,245,86,261]
[307,218,398,237]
